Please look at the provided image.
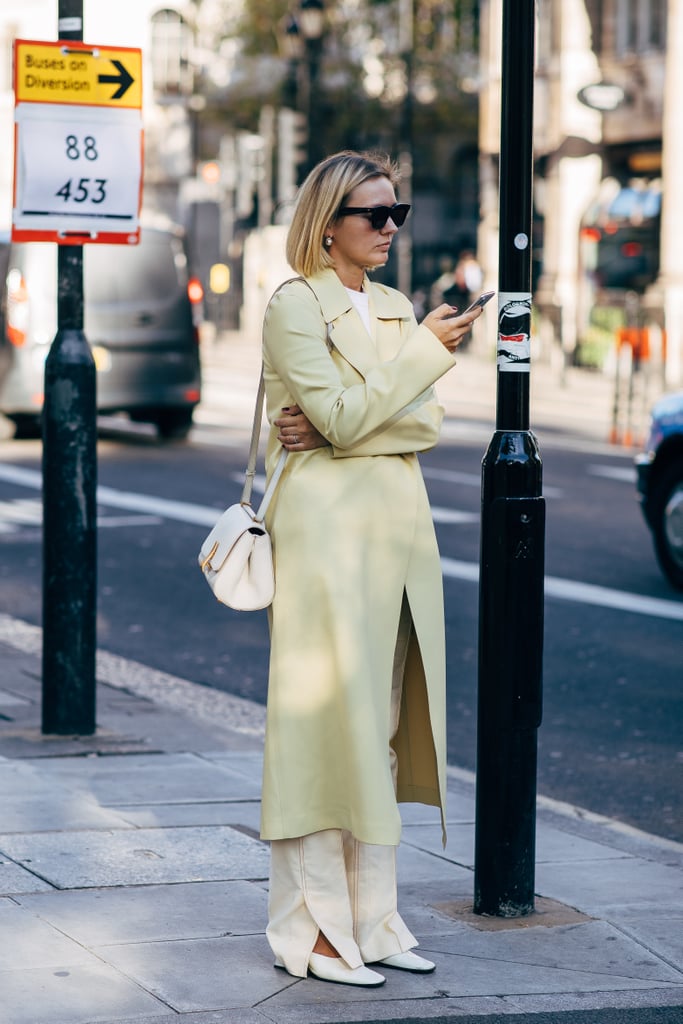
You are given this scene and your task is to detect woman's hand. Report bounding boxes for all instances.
[275,405,330,451]
[422,303,484,354]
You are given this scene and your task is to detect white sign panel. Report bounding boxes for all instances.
[13,103,142,243]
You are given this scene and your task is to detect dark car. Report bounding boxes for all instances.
[0,214,201,439]
[635,391,683,591]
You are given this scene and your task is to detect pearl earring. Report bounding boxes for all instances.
[324,236,333,247]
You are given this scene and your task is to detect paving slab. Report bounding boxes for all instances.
[0,963,168,1024]
[417,919,682,983]
[537,802,683,871]
[17,879,268,945]
[400,792,476,827]
[536,856,683,914]
[0,901,102,970]
[198,750,265,776]
[0,687,30,707]
[97,933,293,1013]
[0,825,269,888]
[396,839,475,884]
[22,751,263,805]
[0,853,53,894]
[0,786,132,833]
[607,909,683,972]
[0,681,261,764]
[401,819,635,870]
[113,798,263,831]
[402,821,475,867]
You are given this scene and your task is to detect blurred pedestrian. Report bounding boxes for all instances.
[429,255,456,307]
[443,249,483,308]
[259,150,482,988]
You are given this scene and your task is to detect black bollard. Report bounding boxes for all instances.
[474,0,544,917]
[42,0,97,736]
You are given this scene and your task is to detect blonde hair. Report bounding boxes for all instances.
[286,150,400,278]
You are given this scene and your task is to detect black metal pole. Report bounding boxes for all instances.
[474,0,544,917]
[305,36,323,173]
[42,0,97,735]
[396,0,414,298]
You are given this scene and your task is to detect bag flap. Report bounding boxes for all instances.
[198,503,265,570]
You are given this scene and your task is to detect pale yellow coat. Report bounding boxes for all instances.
[259,268,456,846]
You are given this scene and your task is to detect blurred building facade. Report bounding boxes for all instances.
[478,0,680,386]
[0,1,223,225]
[0,1,482,334]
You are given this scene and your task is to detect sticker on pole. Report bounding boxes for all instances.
[12,39,143,245]
[497,292,532,372]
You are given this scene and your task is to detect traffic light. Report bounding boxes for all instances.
[236,133,265,218]
[277,108,308,203]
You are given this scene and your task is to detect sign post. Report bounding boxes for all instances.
[12,3,142,735]
[474,0,545,917]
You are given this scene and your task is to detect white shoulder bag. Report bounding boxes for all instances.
[197,369,287,611]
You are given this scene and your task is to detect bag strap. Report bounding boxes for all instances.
[241,367,289,519]
[254,447,288,521]
[240,366,268,507]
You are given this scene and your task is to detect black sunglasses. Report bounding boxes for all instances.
[337,203,411,230]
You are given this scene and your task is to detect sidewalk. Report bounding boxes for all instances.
[1,615,682,1024]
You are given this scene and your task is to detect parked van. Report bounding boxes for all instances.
[0,213,201,438]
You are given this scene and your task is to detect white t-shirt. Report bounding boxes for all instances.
[345,287,372,337]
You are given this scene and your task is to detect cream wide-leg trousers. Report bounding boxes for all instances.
[266,595,418,978]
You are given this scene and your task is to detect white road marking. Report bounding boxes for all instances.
[422,465,563,499]
[0,465,220,528]
[98,515,163,528]
[95,485,219,526]
[588,464,638,483]
[1,462,681,621]
[431,507,479,524]
[422,467,481,487]
[441,557,683,621]
[0,496,161,533]
[0,499,42,524]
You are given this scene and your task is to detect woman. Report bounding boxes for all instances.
[260,151,481,988]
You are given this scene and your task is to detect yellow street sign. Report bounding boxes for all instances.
[14,39,142,109]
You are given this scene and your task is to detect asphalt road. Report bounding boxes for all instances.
[0,417,680,844]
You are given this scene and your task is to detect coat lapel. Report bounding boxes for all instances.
[372,284,414,362]
[305,269,410,379]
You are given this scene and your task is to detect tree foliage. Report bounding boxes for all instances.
[208,0,480,188]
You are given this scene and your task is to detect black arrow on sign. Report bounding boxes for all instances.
[97,60,134,100]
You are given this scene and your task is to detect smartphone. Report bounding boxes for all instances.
[464,290,496,313]
[442,290,496,318]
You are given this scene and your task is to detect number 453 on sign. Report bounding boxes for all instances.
[13,107,143,244]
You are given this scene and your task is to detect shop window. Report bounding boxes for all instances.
[615,0,666,54]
